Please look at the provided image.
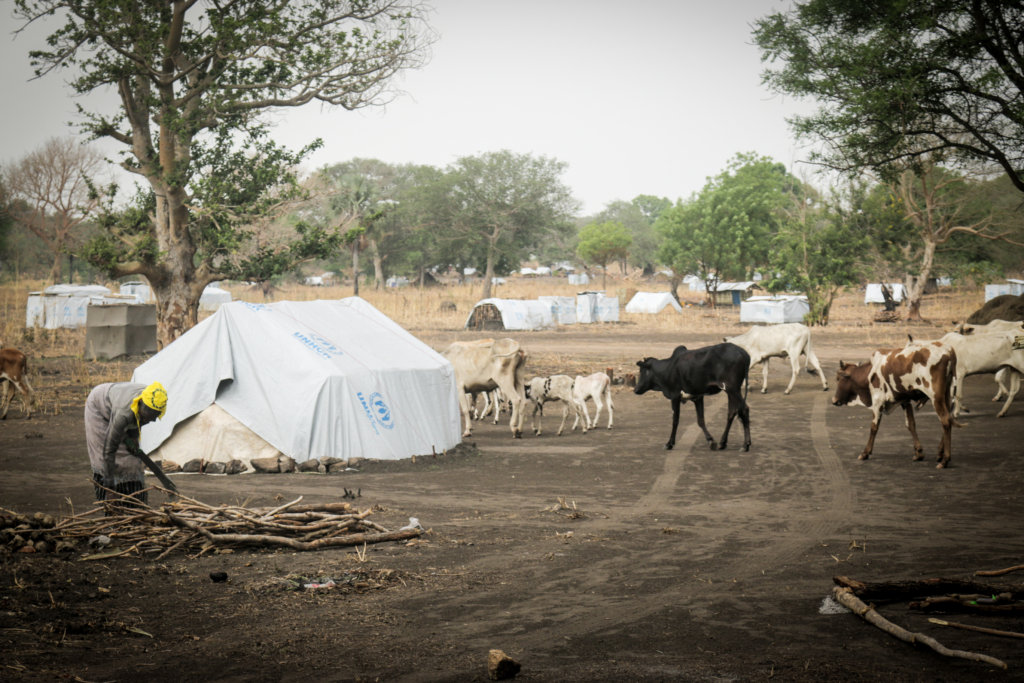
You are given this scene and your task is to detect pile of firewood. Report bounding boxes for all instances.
[832,570,1024,670]
[49,489,422,560]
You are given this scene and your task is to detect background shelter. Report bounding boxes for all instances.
[626,292,683,314]
[133,297,462,469]
[739,295,809,324]
[465,298,558,331]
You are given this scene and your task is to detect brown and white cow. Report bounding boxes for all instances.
[832,340,958,468]
[1,347,34,419]
[443,338,527,438]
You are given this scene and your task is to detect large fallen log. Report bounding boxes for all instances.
[832,586,1007,670]
[834,575,1024,604]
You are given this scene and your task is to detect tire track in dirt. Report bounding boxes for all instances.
[485,390,858,649]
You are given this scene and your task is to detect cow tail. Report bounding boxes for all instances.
[743,368,750,400]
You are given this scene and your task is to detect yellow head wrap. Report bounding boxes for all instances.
[131,381,168,426]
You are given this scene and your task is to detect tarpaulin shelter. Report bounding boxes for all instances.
[626,292,683,314]
[133,297,461,470]
[864,283,906,304]
[465,298,557,331]
[739,296,809,324]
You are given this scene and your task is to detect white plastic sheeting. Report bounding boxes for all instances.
[538,296,577,324]
[199,284,232,311]
[864,283,906,304]
[740,296,810,324]
[985,279,1024,301]
[133,297,462,465]
[626,292,682,314]
[465,298,558,330]
[25,284,112,329]
[576,291,619,323]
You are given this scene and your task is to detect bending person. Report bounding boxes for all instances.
[85,381,167,505]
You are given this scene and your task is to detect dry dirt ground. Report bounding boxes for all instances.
[2,325,1024,682]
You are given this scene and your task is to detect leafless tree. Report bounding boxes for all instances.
[3,137,106,282]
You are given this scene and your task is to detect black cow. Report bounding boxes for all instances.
[634,343,751,451]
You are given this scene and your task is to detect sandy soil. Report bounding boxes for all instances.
[2,325,1023,682]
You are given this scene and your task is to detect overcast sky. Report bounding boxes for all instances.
[1,0,816,216]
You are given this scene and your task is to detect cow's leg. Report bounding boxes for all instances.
[665,396,682,450]
[952,368,969,417]
[760,360,769,394]
[692,396,717,449]
[784,352,800,395]
[574,397,592,432]
[531,400,543,435]
[590,393,603,429]
[931,397,955,468]
[556,403,571,436]
[458,391,474,437]
[902,403,925,461]
[0,380,10,420]
[805,347,828,390]
[996,367,1022,418]
[719,388,751,451]
[18,377,32,418]
[605,389,614,429]
[859,408,884,460]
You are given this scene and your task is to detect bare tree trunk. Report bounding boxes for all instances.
[351,241,360,296]
[904,239,937,322]
[369,238,384,291]
[481,249,495,300]
[49,253,62,284]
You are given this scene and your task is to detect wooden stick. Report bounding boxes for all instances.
[832,587,1007,670]
[976,564,1024,577]
[928,617,1024,640]
[260,495,304,519]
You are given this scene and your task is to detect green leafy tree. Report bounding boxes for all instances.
[768,185,865,326]
[15,1,432,345]
[447,150,578,300]
[594,200,659,275]
[754,0,1024,191]
[655,153,799,305]
[577,221,632,290]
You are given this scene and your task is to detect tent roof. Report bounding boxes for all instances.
[626,292,682,314]
[134,297,461,462]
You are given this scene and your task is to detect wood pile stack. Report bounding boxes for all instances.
[49,489,422,559]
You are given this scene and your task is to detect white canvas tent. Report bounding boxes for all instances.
[626,292,682,314]
[740,296,810,324]
[133,297,462,469]
[465,298,557,330]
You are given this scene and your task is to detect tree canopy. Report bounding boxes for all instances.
[15,0,433,345]
[754,0,1024,190]
[577,220,632,289]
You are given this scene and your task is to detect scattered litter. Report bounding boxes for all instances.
[89,534,111,547]
[819,595,849,615]
[399,517,424,531]
[303,580,336,590]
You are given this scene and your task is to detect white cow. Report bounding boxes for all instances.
[443,338,528,438]
[934,326,1024,418]
[957,320,1023,412]
[525,375,587,436]
[571,372,614,431]
[725,323,827,394]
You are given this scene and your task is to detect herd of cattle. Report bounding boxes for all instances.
[2,319,1022,469]
[442,319,1024,469]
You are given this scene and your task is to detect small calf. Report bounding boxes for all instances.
[525,375,586,436]
[571,372,614,431]
[1,347,34,419]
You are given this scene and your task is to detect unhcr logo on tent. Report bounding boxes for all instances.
[357,391,395,433]
[292,331,343,359]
